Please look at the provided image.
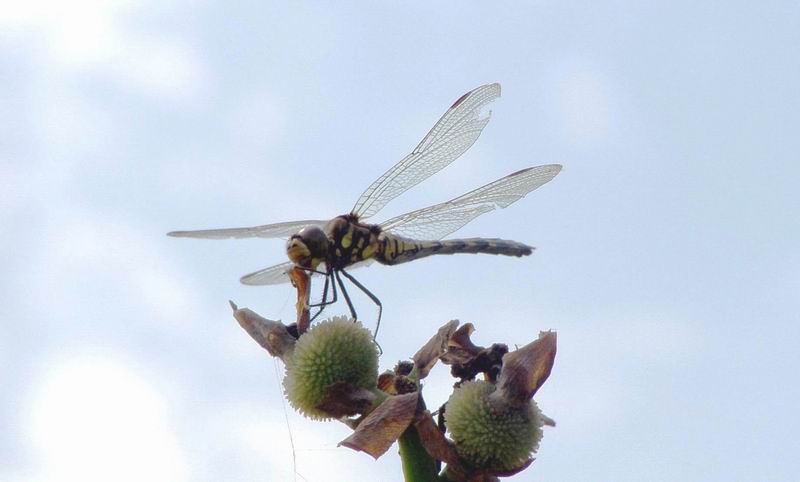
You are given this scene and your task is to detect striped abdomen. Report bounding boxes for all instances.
[376,234,533,266]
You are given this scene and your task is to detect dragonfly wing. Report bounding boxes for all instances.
[240,259,372,286]
[380,165,562,240]
[351,83,501,220]
[240,261,296,285]
[167,220,327,240]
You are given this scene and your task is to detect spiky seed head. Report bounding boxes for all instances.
[284,316,379,420]
[445,380,543,471]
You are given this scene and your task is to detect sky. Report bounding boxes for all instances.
[1,1,799,481]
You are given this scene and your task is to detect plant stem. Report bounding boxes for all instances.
[398,425,439,482]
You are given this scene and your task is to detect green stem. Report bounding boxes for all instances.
[398,425,439,482]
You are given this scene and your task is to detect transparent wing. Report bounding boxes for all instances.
[240,261,295,285]
[167,219,326,240]
[239,259,374,286]
[351,83,501,220]
[380,164,562,240]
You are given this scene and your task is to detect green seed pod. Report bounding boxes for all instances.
[445,380,543,471]
[283,316,379,420]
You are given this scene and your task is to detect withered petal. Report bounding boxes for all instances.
[412,320,460,379]
[229,301,296,359]
[337,416,362,430]
[413,411,461,466]
[449,323,480,354]
[493,331,556,406]
[339,392,419,459]
[441,323,485,366]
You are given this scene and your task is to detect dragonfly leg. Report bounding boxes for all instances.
[308,273,332,307]
[334,270,358,322]
[296,266,328,276]
[309,304,325,323]
[340,268,383,341]
[309,273,339,323]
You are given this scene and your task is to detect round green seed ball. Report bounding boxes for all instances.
[445,380,543,471]
[284,316,379,420]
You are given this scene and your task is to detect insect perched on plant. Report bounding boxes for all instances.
[169,83,561,336]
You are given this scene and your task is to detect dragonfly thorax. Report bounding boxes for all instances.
[286,225,329,269]
[324,215,382,270]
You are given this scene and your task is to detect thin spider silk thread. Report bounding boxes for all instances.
[274,358,303,482]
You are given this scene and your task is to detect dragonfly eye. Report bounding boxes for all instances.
[286,227,328,267]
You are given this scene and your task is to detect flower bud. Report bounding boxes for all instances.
[445,380,543,471]
[284,316,379,420]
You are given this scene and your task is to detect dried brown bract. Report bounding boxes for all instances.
[339,392,420,459]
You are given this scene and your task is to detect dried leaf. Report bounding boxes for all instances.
[444,345,508,384]
[229,301,296,360]
[338,417,361,430]
[339,392,419,459]
[441,323,482,365]
[412,320,460,379]
[414,411,460,466]
[439,324,512,382]
[316,381,377,418]
[492,331,556,406]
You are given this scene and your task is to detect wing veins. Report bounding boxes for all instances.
[239,261,295,285]
[380,164,562,240]
[167,219,326,240]
[352,83,501,219]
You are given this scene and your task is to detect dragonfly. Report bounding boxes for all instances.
[169,83,561,336]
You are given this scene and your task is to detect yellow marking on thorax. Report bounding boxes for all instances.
[340,230,353,249]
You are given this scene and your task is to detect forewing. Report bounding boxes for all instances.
[167,219,326,240]
[239,259,372,286]
[380,165,562,240]
[240,261,296,285]
[351,83,501,220]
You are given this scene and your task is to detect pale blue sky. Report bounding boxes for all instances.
[2,1,799,481]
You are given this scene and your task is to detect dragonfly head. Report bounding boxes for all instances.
[286,226,328,269]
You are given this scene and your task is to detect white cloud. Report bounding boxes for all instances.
[25,355,189,482]
[1,0,207,102]
[1,0,132,63]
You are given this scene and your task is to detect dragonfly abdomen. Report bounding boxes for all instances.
[376,235,533,266]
